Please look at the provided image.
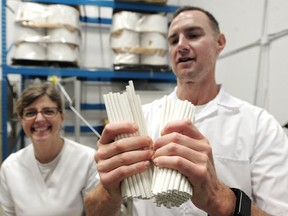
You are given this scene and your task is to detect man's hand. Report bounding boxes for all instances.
[152,119,235,215]
[96,121,153,198]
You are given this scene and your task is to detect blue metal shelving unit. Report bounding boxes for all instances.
[1,0,178,161]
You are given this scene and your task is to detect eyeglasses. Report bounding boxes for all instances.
[22,107,60,120]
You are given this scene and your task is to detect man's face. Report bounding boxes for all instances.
[168,10,224,82]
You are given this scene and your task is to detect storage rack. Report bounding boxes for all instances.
[1,0,178,160]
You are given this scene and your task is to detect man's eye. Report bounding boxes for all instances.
[187,33,200,39]
[169,38,178,45]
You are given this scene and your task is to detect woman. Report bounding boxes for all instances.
[0,82,98,216]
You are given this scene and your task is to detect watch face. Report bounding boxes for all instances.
[231,188,251,216]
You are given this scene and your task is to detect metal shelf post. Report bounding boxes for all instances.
[1,0,8,161]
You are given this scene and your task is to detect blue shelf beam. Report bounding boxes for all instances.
[24,0,179,13]
[80,103,106,110]
[80,16,112,24]
[64,125,104,133]
[2,65,176,82]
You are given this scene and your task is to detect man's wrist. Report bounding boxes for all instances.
[207,186,251,216]
[230,188,251,216]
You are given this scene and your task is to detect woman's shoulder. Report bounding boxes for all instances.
[1,144,33,171]
[63,137,96,154]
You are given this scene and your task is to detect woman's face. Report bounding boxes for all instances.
[20,95,64,144]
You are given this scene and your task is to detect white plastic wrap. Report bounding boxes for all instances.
[47,4,80,30]
[47,43,80,63]
[13,2,81,66]
[15,2,80,31]
[140,53,168,65]
[138,14,168,34]
[15,26,81,46]
[13,42,46,60]
[111,11,141,33]
[111,30,140,50]
[47,28,81,45]
[15,24,46,44]
[113,53,140,64]
[140,32,167,50]
[15,2,47,25]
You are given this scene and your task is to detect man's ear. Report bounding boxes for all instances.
[217,33,226,52]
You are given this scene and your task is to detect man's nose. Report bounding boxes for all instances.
[177,35,190,54]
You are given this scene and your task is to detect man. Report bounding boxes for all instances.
[85,6,288,216]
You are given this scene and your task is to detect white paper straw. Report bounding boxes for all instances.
[152,96,195,208]
[103,81,153,199]
[104,81,195,205]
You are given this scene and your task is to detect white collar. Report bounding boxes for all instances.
[168,85,242,121]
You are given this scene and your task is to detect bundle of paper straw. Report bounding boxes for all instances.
[151,95,195,208]
[103,81,153,199]
[103,81,195,207]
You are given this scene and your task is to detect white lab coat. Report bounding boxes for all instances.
[0,138,98,216]
[132,86,288,216]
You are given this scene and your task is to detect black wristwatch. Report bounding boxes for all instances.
[230,188,251,216]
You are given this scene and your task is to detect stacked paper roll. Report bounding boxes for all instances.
[112,11,141,33]
[111,29,140,64]
[15,2,47,26]
[47,43,80,62]
[111,29,140,54]
[13,2,81,66]
[141,53,168,65]
[13,42,46,61]
[113,53,140,65]
[111,11,140,65]
[139,14,168,66]
[138,14,168,34]
[140,32,168,65]
[140,32,167,50]
[111,11,168,66]
[47,4,80,30]
[47,27,81,45]
[16,2,80,30]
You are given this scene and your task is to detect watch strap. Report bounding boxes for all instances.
[230,188,251,216]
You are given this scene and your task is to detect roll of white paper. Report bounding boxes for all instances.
[15,24,46,43]
[141,53,168,65]
[140,32,167,50]
[111,11,141,33]
[47,4,80,30]
[111,29,139,49]
[47,43,79,62]
[113,53,140,64]
[15,2,47,24]
[14,42,46,60]
[47,27,81,45]
[138,14,168,34]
